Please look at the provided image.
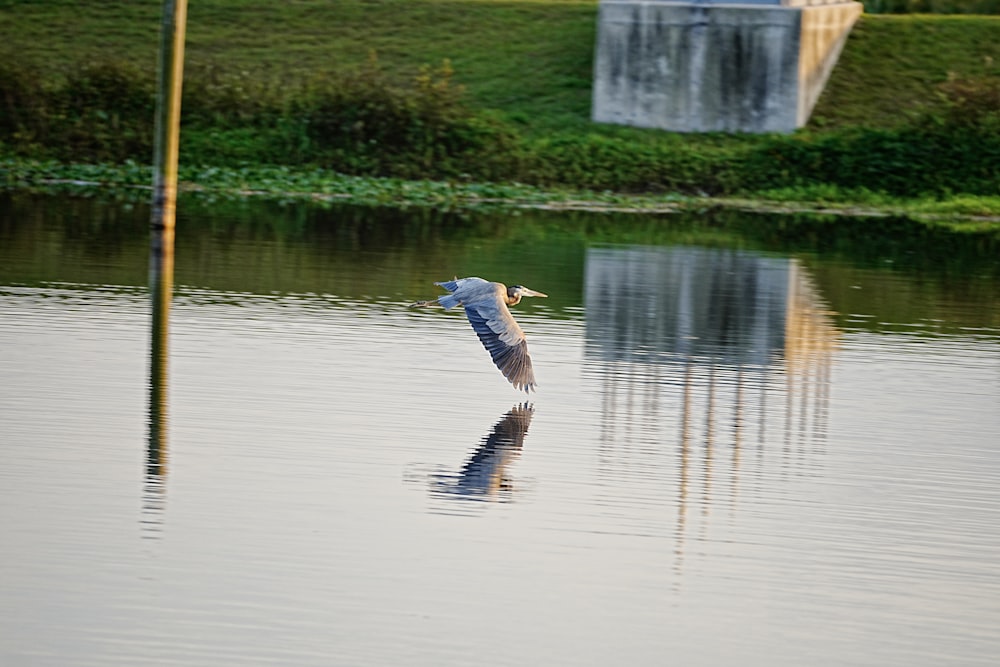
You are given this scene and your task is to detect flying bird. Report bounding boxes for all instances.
[413,277,547,392]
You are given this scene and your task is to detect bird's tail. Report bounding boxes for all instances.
[437,294,462,310]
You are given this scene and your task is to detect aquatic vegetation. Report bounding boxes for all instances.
[4,157,1000,229]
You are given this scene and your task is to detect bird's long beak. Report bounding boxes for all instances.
[521,287,548,298]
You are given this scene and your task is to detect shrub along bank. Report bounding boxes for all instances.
[3,55,998,202]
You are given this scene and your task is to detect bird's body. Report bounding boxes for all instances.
[413,277,547,392]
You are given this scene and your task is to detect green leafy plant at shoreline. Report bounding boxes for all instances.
[5,157,1000,230]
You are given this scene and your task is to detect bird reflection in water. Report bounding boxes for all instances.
[430,404,534,502]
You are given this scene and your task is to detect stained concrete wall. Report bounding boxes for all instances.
[592,0,863,133]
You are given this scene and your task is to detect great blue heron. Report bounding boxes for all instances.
[413,277,548,392]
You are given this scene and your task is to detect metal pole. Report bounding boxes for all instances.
[145,0,187,535]
[151,0,188,232]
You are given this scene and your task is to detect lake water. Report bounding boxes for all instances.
[1,192,999,666]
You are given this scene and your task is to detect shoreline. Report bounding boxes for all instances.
[4,158,1000,228]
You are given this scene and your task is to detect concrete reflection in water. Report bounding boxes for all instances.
[585,245,837,570]
[142,226,173,540]
[429,404,534,504]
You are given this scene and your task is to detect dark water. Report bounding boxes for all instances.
[1,193,999,666]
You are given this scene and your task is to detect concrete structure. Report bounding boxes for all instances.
[591,0,863,133]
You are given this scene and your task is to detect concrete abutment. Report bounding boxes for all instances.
[592,0,863,133]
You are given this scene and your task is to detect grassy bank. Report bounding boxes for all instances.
[1,1,999,212]
[3,3,999,132]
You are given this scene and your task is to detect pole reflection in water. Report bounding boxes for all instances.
[584,245,837,575]
[142,226,174,539]
[429,404,534,507]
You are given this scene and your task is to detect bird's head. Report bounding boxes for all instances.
[506,285,548,305]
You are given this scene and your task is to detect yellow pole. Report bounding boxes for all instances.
[145,0,187,532]
[151,0,188,232]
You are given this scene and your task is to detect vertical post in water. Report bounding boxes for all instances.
[151,0,187,232]
[145,0,187,536]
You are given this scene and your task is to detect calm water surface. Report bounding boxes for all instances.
[1,194,999,666]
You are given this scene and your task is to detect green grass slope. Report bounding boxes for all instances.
[4,1,998,132]
[1,0,598,132]
[813,15,1000,128]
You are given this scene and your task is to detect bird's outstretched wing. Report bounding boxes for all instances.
[434,277,487,310]
[464,302,536,393]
